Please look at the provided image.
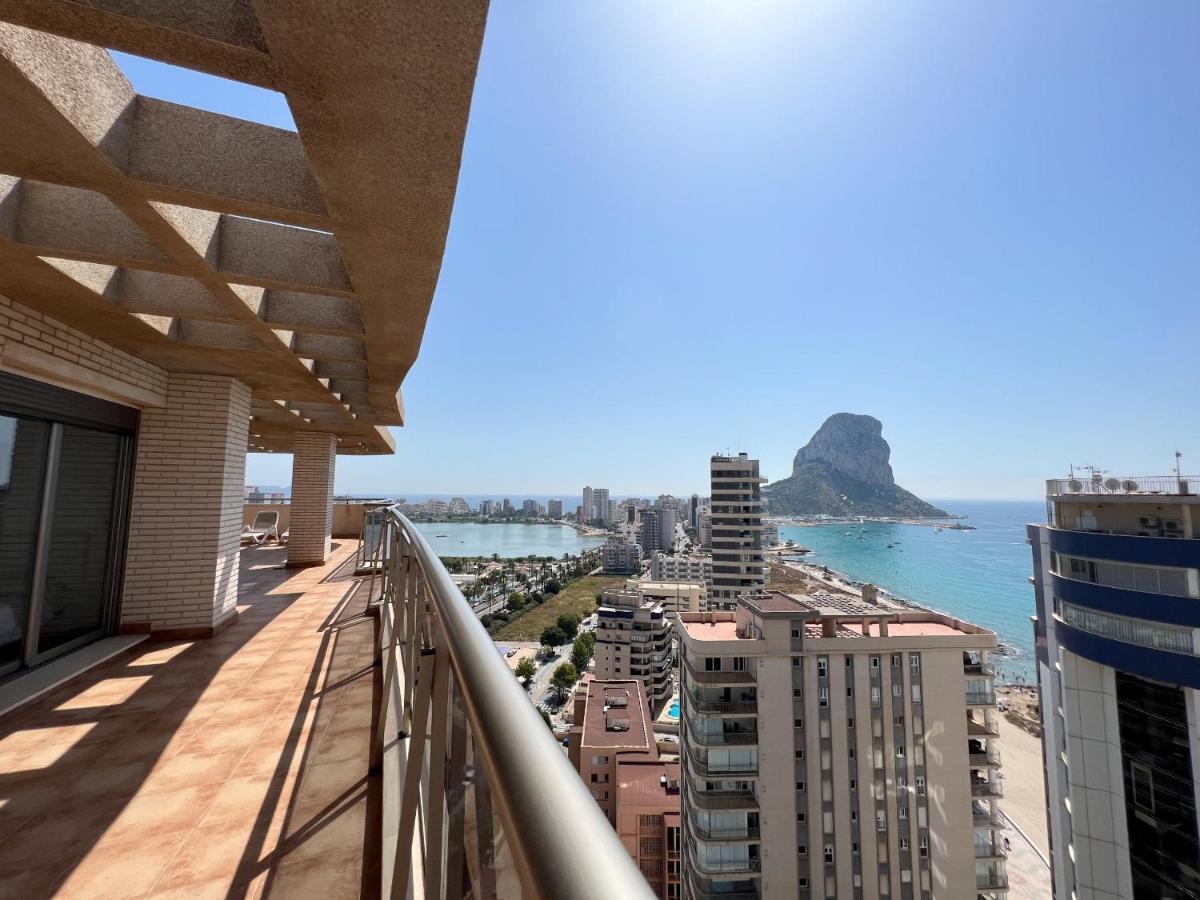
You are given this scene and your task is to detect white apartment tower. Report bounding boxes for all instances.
[709,454,766,610]
[582,486,594,523]
[596,587,673,714]
[678,592,1008,900]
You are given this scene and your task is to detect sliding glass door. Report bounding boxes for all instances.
[0,375,135,678]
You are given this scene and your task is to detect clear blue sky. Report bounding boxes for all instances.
[115,1,1199,500]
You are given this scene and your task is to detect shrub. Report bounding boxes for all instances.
[541,625,566,647]
[545,579,562,595]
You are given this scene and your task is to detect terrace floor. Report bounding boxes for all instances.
[0,541,379,899]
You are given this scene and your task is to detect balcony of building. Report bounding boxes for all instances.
[972,802,1007,830]
[968,739,1002,769]
[683,659,757,687]
[0,511,656,899]
[686,807,761,843]
[970,777,1005,799]
[685,686,759,717]
[688,789,760,812]
[968,716,1001,737]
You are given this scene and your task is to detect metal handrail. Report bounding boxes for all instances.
[371,507,654,900]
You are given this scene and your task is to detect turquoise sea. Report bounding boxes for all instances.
[779,500,1042,682]
[412,521,606,559]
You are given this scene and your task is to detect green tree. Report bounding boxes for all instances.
[526,591,544,606]
[557,613,580,639]
[541,625,566,646]
[551,662,578,700]
[545,579,562,595]
[571,633,595,671]
[508,592,526,611]
[515,657,537,683]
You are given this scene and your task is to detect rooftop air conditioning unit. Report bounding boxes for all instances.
[1104,478,1122,492]
[1139,516,1161,528]
[1164,520,1183,531]
[1068,480,1084,493]
[1122,480,1140,492]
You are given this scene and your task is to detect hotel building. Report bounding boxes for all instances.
[678,592,1007,900]
[636,580,707,620]
[1030,474,1200,899]
[709,454,766,610]
[597,587,673,714]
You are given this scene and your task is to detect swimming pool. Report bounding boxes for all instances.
[666,699,680,721]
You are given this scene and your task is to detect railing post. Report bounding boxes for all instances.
[423,634,450,900]
[391,647,436,900]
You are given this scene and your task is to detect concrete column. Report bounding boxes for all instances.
[287,432,336,567]
[122,374,250,638]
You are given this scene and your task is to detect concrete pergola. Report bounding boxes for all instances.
[0,3,486,609]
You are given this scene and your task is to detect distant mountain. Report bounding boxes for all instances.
[763,414,949,518]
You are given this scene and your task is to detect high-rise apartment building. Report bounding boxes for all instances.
[652,552,713,585]
[1030,473,1200,899]
[479,499,494,517]
[690,494,700,531]
[596,587,673,714]
[569,679,682,899]
[640,508,677,559]
[548,498,564,518]
[678,592,1006,899]
[583,486,594,522]
[698,508,712,549]
[603,537,641,575]
[522,499,539,515]
[709,454,766,610]
[595,488,612,524]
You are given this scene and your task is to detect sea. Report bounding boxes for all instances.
[411,521,606,559]
[779,500,1042,683]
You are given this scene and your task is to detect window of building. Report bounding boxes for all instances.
[847,685,854,697]
[871,656,880,669]
[871,687,881,707]
[793,657,802,667]
[846,656,854,668]
[852,842,860,855]
[910,654,921,672]
[795,718,804,729]
[848,717,854,728]
[919,836,929,857]
[897,744,905,758]
[818,657,828,678]
[898,806,908,820]
[851,810,858,822]
[893,683,902,697]
[824,845,834,864]
[797,780,806,792]
[798,811,807,823]
[900,838,909,850]
[798,844,807,856]
[915,775,926,795]
[799,877,808,888]
[849,747,855,759]
[892,654,902,667]
[819,686,829,707]
[794,688,803,698]
[1060,601,1195,655]
[894,715,904,726]
[912,684,922,704]
[796,749,805,760]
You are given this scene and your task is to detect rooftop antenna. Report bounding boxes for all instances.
[1176,450,1183,481]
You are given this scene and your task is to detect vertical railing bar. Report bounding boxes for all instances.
[444,673,468,900]
[424,627,451,900]
[392,647,436,900]
[473,751,497,900]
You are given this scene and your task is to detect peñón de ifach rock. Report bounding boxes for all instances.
[763,414,949,518]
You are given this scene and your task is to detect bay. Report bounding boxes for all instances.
[779,500,1042,682]
[412,521,606,559]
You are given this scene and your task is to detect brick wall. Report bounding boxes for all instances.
[287,432,336,567]
[122,374,250,636]
[0,293,168,401]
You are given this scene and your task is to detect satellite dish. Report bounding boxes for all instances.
[1068,479,1084,493]
[1103,478,1121,492]
[1122,480,1140,493]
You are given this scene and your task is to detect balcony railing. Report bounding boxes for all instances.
[366,507,655,899]
[686,747,759,778]
[690,790,760,811]
[686,694,759,716]
[969,750,1003,768]
[971,781,1004,799]
[966,691,996,707]
[687,729,760,747]
[1047,475,1197,497]
[968,719,1001,737]
[684,660,756,685]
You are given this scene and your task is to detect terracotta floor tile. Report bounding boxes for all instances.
[141,747,245,792]
[55,828,192,900]
[104,781,224,842]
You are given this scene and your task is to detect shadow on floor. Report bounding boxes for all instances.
[0,541,380,899]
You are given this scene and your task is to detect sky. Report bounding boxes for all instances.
[113,1,1200,500]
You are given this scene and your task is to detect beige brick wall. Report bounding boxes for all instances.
[0,293,168,402]
[287,432,336,566]
[122,374,250,635]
